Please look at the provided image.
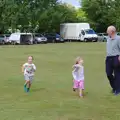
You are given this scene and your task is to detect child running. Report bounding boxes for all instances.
[72,57,84,98]
[22,56,36,92]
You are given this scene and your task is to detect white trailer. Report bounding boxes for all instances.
[60,23,98,42]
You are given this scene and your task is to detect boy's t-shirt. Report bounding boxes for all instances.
[72,64,84,81]
[23,63,36,76]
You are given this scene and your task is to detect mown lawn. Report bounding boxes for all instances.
[0,42,120,120]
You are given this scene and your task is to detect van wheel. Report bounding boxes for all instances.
[11,41,16,45]
[84,39,87,42]
[11,41,14,45]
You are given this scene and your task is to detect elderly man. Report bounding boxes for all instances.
[106,26,120,95]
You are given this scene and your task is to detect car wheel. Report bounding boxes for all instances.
[34,40,38,44]
[2,40,5,45]
[52,40,55,43]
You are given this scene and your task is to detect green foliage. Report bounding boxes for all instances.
[82,0,120,32]
[0,0,86,33]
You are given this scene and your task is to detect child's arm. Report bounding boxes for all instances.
[32,64,36,72]
[72,64,79,69]
[22,64,25,73]
[72,65,75,69]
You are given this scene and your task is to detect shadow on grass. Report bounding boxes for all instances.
[31,87,46,92]
[72,91,88,96]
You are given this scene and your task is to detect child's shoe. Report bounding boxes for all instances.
[27,88,30,92]
[73,88,76,92]
[24,85,27,92]
[79,94,83,98]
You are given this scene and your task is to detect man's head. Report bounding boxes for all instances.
[107,26,116,37]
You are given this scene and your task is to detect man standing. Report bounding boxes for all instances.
[106,26,120,95]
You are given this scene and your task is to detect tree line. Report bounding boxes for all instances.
[82,0,120,32]
[1,0,119,33]
[0,0,87,33]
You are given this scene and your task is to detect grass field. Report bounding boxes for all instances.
[0,42,120,120]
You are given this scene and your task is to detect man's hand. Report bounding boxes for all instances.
[118,56,120,62]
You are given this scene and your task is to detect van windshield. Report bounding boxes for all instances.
[85,29,96,34]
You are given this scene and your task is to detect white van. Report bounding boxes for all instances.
[9,33,33,45]
[60,23,98,42]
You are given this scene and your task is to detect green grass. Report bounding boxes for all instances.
[0,43,120,120]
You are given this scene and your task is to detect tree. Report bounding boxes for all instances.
[82,0,120,32]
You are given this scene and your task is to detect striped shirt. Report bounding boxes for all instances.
[106,35,120,56]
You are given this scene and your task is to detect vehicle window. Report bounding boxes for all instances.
[35,34,43,37]
[0,35,4,37]
[5,34,10,37]
[98,34,102,36]
[81,30,85,35]
[103,33,108,36]
[85,29,95,34]
[117,32,120,35]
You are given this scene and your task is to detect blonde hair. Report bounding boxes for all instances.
[75,56,82,64]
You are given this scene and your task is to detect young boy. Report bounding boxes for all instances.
[22,56,36,92]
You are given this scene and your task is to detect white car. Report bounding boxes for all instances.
[33,34,47,44]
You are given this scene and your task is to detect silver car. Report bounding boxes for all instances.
[33,34,47,44]
[97,33,108,42]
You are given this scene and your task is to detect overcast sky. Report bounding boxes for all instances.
[60,0,81,8]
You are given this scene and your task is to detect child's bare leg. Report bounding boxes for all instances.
[27,81,31,92]
[24,81,28,86]
[79,89,83,98]
[24,80,29,92]
[82,89,84,96]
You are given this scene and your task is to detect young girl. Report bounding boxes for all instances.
[72,57,84,98]
[22,56,36,92]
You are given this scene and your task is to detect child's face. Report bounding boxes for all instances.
[28,56,33,64]
[79,59,83,64]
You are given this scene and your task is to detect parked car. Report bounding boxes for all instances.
[0,34,10,45]
[33,33,47,44]
[9,33,33,45]
[117,32,120,36]
[97,33,107,42]
[4,34,11,44]
[44,33,64,43]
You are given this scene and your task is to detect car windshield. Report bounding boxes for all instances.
[103,33,108,36]
[35,34,43,37]
[0,35,4,37]
[85,29,96,34]
[117,32,120,35]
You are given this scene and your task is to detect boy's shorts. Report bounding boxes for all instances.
[73,80,84,89]
[24,74,34,84]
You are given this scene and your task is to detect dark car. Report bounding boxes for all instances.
[44,33,64,43]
